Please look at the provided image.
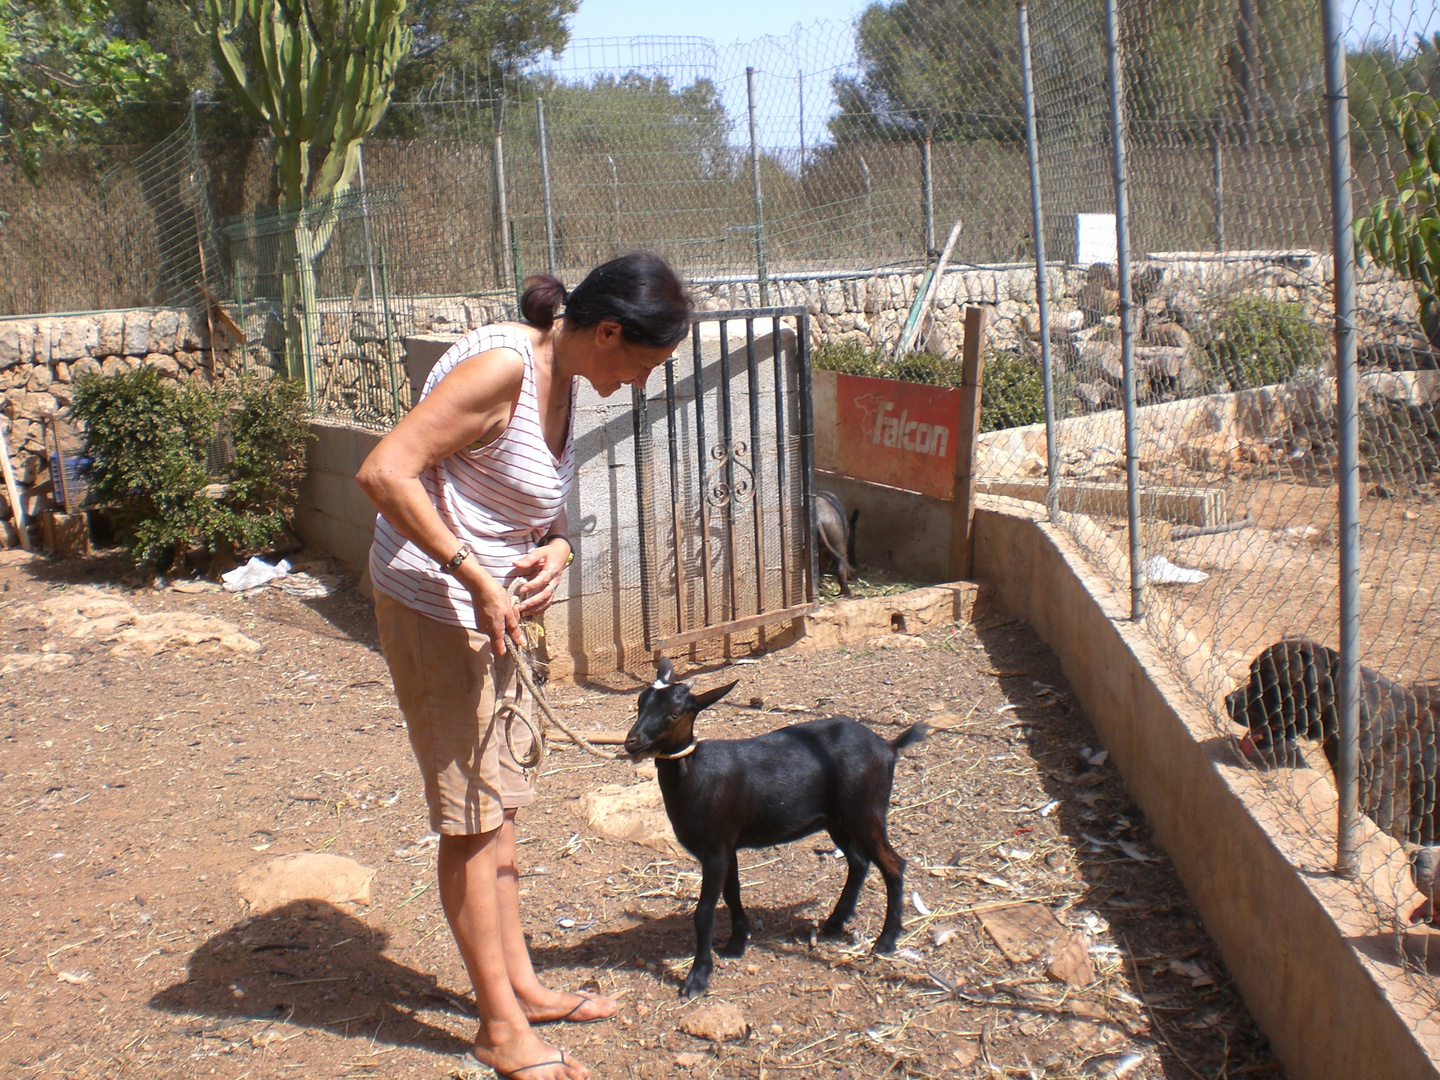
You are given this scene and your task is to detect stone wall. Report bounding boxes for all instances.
[0,307,239,539]
[400,253,1421,363]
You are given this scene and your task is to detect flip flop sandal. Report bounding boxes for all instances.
[535,991,615,1026]
[453,1050,571,1080]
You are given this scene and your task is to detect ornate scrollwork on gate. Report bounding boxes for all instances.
[703,440,755,509]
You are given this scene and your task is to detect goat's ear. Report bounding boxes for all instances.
[655,657,674,687]
[691,679,739,712]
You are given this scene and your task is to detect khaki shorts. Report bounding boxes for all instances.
[374,593,537,835]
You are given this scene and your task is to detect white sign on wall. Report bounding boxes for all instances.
[1075,213,1118,266]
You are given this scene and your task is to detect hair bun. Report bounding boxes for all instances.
[520,274,567,330]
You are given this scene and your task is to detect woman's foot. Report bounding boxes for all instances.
[520,988,617,1025]
[460,1031,587,1080]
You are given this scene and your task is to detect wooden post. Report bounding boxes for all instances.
[0,423,32,551]
[951,305,987,580]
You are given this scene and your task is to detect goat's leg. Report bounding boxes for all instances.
[717,851,750,958]
[867,831,907,954]
[682,851,728,999]
[819,828,869,938]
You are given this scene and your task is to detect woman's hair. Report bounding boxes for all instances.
[520,253,692,348]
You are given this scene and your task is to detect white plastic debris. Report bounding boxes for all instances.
[1142,554,1208,585]
[222,556,291,593]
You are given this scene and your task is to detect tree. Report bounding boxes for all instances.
[829,0,1022,143]
[396,0,573,99]
[0,0,163,175]
[1356,92,1440,348]
[205,0,411,386]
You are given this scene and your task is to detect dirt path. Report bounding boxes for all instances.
[0,550,1279,1079]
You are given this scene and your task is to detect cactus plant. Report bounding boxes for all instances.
[204,0,411,385]
[1356,92,1440,349]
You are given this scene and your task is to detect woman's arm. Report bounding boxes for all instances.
[357,347,527,654]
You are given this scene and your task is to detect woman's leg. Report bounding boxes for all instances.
[438,830,588,1080]
[492,810,618,1022]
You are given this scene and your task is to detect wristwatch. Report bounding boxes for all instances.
[442,544,472,575]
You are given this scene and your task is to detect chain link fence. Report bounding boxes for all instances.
[975,0,1440,1012]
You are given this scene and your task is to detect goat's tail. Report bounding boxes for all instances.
[891,722,930,754]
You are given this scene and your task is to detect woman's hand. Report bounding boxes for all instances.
[511,538,572,617]
[466,571,522,657]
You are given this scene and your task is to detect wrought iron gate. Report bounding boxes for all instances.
[631,306,817,653]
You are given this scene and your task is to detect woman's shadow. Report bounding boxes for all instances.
[149,900,472,1054]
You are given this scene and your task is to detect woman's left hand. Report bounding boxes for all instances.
[511,538,572,616]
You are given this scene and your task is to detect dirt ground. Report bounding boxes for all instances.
[0,548,1282,1079]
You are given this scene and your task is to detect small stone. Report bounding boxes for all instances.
[70,358,102,380]
[101,357,129,378]
[26,366,53,392]
[143,353,181,378]
[678,1003,750,1043]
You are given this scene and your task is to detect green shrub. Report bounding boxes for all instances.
[1198,298,1329,391]
[812,339,1045,432]
[71,369,309,568]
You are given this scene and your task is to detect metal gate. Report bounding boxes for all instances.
[631,306,817,654]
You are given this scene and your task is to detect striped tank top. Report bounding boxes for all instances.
[369,324,577,628]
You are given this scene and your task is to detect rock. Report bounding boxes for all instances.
[175,349,198,371]
[144,353,181,378]
[0,320,32,369]
[26,366,53,392]
[179,311,210,350]
[53,362,70,383]
[101,357,129,378]
[98,312,124,355]
[53,318,97,361]
[122,310,150,355]
[23,392,58,419]
[149,309,181,352]
[32,319,54,363]
[579,780,681,854]
[673,1053,707,1069]
[678,1003,750,1043]
[235,852,376,911]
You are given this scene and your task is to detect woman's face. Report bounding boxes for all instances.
[585,321,676,398]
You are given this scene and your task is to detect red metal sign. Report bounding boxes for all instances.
[832,373,960,499]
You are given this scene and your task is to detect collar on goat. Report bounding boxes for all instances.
[654,740,698,760]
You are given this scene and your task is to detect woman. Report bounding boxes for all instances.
[357,253,691,1080]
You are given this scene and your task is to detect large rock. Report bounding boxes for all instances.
[70,358,102,381]
[32,319,54,363]
[0,320,32,369]
[97,312,124,355]
[143,353,181,378]
[26,365,53,392]
[121,310,150,356]
[53,317,97,361]
[579,778,682,854]
[100,356,130,378]
[236,853,376,911]
[149,309,181,352]
[179,310,209,350]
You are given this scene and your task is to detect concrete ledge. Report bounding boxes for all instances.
[795,582,977,652]
[978,478,1227,526]
[972,494,1440,1080]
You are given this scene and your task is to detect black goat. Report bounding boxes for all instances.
[1228,638,1440,920]
[624,659,928,998]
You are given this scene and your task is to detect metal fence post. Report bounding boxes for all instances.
[493,100,514,294]
[1105,0,1144,621]
[1322,0,1361,879]
[1018,1,1058,520]
[536,96,558,276]
[746,67,770,306]
[922,134,936,256]
[607,154,622,253]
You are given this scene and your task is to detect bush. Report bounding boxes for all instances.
[812,339,1045,432]
[1198,298,1329,391]
[71,369,309,568]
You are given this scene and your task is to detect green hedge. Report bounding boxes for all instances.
[71,369,309,569]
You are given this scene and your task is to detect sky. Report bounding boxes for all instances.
[567,0,869,49]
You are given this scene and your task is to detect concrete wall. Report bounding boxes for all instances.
[972,493,1440,1080]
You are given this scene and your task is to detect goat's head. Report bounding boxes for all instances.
[624,657,738,759]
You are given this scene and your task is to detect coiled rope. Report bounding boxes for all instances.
[495,587,621,769]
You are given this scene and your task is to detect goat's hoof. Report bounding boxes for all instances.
[680,975,709,1000]
[817,921,848,940]
[871,935,900,955]
[718,939,747,958]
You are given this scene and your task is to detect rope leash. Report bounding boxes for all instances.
[495,584,622,768]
